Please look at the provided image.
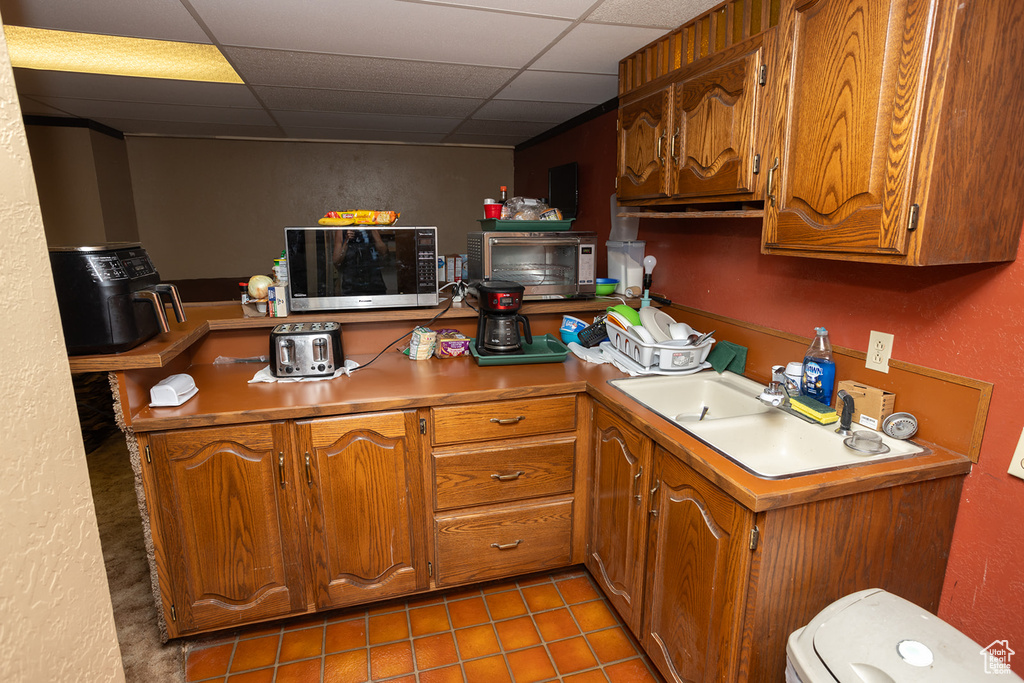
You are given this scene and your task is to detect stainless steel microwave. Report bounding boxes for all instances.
[285,226,439,311]
[467,231,597,299]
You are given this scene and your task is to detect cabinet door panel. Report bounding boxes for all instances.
[145,424,306,634]
[765,0,930,254]
[672,47,762,198]
[618,90,671,200]
[302,412,425,609]
[587,407,652,633]
[643,448,753,683]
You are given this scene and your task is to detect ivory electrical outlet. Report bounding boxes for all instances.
[866,331,894,373]
[1008,427,1024,481]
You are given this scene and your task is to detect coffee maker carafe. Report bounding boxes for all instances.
[475,280,532,355]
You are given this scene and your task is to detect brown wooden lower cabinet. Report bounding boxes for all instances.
[586,404,964,683]
[138,410,428,638]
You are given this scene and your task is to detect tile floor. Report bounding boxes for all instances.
[184,567,665,683]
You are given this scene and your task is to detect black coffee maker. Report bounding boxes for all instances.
[475,280,532,355]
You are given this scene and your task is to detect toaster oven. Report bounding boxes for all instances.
[467,231,597,299]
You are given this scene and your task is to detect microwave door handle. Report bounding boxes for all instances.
[489,238,579,247]
[153,283,187,323]
[133,289,170,333]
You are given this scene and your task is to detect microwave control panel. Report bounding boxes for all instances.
[577,244,595,284]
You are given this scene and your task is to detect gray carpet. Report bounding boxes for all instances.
[86,434,186,682]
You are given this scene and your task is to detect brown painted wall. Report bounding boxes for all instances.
[517,109,1024,672]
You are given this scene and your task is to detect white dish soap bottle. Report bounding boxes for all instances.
[802,327,836,406]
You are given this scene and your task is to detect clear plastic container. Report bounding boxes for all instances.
[802,327,836,405]
[607,240,645,296]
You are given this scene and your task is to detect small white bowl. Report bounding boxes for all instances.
[668,322,695,341]
[629,325,656,344]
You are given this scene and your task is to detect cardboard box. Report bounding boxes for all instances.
[836,380,895,430]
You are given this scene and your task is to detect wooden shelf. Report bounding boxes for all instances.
[619,209,764,219]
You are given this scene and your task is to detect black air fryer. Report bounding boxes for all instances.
[49,243,186,355]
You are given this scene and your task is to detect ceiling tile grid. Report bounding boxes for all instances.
[1,0,721,144]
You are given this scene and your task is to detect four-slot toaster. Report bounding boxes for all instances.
[269,322,343,378]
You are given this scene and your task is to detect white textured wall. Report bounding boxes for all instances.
[0,21,125,683]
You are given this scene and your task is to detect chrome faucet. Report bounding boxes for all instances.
[758,365,800,408]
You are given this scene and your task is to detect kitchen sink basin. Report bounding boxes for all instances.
[609,372,927,479]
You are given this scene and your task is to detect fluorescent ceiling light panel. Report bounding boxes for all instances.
[3,25,242,83]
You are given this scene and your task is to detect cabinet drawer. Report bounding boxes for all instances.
[434,499,573,585]
[432,395,576,445]
[433,437,575,510]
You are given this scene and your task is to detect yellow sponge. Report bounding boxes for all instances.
[789,395,839,424]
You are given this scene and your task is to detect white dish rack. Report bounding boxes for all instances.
[606,323,714,372]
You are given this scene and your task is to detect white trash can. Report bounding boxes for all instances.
[786,588,1022,682]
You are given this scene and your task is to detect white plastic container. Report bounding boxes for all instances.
[607,240,645,297]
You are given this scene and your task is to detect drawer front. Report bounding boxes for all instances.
[432,395,577,445]
[433,438,575,510]
[434,498,573,586]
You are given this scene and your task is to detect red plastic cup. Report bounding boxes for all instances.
[484,202,501,219]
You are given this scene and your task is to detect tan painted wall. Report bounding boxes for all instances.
[0,22,125,683]
[126,136,513,280]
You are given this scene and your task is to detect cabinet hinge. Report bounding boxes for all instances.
[907,203,920,232]
[753,154,761,175]
[749,525,760,551]
[758,64,767,86]
[428,561,433,578]
[144,444,151,464]
[170,604,177,622]
[420,418,426,434]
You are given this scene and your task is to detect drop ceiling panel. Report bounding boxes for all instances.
[226,47,516,97]
[13,69,261,108]
[272,109,460,134]
[473,99,592,122]
[457,117,551,137]
[586,0,723,28]
[189,0,571,68]
[0,0,211,43]
[115,120,286,138]
[254,86,483,118]
[31,96,276,126]
[410,0,596,20]
[531,23,668,74]
[278,126,447,144]
[495,70,617,104]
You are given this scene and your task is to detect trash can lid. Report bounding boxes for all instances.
[805,589,1021,682]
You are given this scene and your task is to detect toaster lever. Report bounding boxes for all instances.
[313,337,328,362]
[278,338,295,365]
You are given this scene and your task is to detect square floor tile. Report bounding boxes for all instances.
[278,626,324,662]
[186,642,234,681]
[604,658,661,683]
[463,654,513,683]
[226,668,275,683]
[369,611,410,645]
[564,670,611,682]
[448,597,490,629]
[587,627,638,664]
[326,618,367,654]
[521,583,566,612]
[534,607,581,642]
[548,635,599,674]
[420,663,466,683]
[323,649,369,683]
[557,576,601,604]
[571,600,619,632]
[370,641,415,680]
[495,616,542,651]
[506,645,557,683]
[230,634,279,672]
[414,632,459,670]
[454,624,501,659]
[485,591,528,620]
[276,658,322,682]
[410,603,451,636]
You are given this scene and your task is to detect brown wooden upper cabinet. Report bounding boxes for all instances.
[763,0,1024,264]
[618,0,1024,265]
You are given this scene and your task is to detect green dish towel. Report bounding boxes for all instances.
[707,340,747,374]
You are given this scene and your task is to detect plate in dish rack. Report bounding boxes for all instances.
[639,307,676,342]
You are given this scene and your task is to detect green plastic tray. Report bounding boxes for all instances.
[477,219,575,232]
[469,334,569,366]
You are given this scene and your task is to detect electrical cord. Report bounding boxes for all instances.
[349,282,462,372]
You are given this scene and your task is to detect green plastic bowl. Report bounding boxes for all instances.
[595,278,618,296]
[607,303,641,326]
